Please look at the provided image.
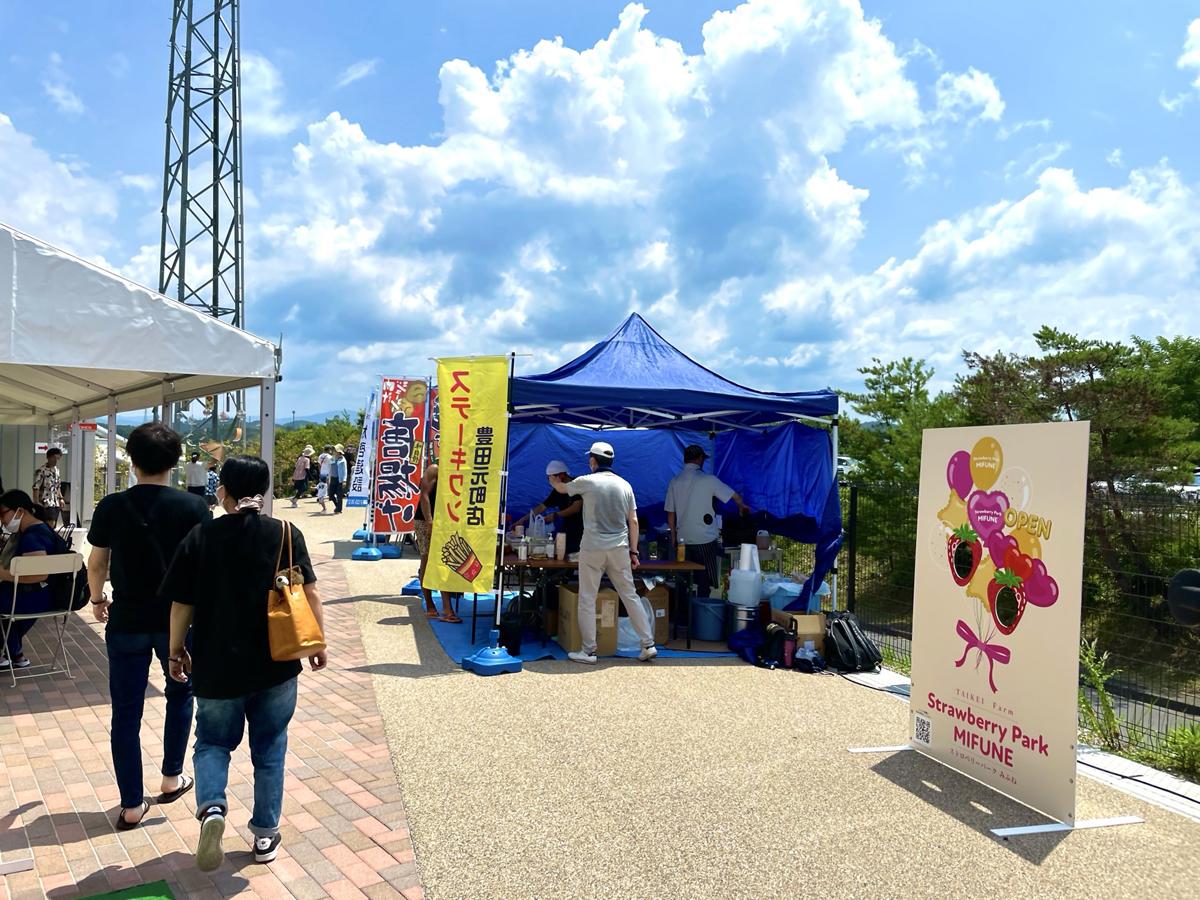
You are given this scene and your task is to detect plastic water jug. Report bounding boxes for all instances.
[529,515,548,540]
[728,569,762,607]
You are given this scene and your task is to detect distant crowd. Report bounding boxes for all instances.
[289,443,352,514]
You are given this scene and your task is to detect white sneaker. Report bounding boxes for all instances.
[639,645,658,662]
[567,650,597,664]
[196,807,226,872]
[254,833,281,864]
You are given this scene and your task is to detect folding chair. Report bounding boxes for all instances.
[1,552,83,687]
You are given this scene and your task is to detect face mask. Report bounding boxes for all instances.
[2,512,22,534]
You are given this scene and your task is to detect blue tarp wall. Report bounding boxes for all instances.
[505,421,841,610]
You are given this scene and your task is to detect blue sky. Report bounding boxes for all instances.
[2,1,1198,417]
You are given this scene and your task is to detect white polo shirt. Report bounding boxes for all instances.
[665,464,734,545]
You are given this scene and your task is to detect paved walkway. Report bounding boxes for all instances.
[0,541,423,899]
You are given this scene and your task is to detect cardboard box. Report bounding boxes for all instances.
[770,609,826,657]
[635,582,671,645]
[558,584,619,656]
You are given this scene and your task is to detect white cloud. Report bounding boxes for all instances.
[42,52,84,115]
[1106,148,1124,168]
[1003,141,1070,181]
[997,118,1051,141]
[214,0,1197,416]
[934,67,1004,123]
[241,52,301,137]
[119,173,157,192]
[0,113,118,260]
[107,52,130,79]
[1161,18,1200,111]
[1179,18,1200,87]
[335,58,380,89]
[815,164,1200,380]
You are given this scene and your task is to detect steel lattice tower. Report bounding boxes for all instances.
[159,0,244,325]
[158,0,245,442]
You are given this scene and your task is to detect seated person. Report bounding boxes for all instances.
[513,460,584,555]
[0,491,60,670]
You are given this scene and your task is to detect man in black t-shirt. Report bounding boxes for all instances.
[88,422,210,830]
[514,459,584,555]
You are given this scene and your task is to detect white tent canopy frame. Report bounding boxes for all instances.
[0,222,280,516]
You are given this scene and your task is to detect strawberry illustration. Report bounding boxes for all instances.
[988,567,1027,635]
[946,524,981,586]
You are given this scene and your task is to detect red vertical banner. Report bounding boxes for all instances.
[372,377,429,533]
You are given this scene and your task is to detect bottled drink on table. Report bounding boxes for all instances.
[676,541,686,563]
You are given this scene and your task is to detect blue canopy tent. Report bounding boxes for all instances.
[508,314,842,611]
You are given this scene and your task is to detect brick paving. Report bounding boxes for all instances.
[0,546,423,899]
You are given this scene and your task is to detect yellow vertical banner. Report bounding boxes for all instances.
[424,356,510,593]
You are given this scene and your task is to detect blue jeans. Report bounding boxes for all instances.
[106,630,195,809]
[194,677,297,837]
[2,584,53,658]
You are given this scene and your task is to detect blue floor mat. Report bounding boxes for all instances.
[403,579,737,663]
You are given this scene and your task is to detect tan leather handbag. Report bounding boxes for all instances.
[267,521,326,661]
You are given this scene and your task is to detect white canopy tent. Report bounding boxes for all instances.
[0,222,279,518]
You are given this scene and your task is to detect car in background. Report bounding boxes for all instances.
[836,456,862,479]
[1168,467,1200,502]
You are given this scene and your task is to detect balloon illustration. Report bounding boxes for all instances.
[986,531,1019,569]
[970,436,1004,491]
[946,450,973,500]
[1024,559,1059,607]
[996,465,1032,512]
[1013,528,1042,560]
[968,490,1009,543]
[937,489,969,533]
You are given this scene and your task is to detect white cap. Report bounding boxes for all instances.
[588,441,615,460]
[545,459,568,476]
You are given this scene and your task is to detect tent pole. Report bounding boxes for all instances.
[106,398,118,496]
[830,415,839,611]
[68,410,82,529]
[493,353,517,638]
[260,378,276,515]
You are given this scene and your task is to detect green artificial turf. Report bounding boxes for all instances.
[79,880,175,900]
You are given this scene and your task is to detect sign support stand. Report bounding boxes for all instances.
[844,747,1143,836]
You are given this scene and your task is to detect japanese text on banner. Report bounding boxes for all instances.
[372,377,429,533]
[345,387,377,509]
[424,357,509,593]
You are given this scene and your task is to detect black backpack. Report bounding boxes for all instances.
[47,529,89,612]
[824,611,882,672]
[756,623,788,669]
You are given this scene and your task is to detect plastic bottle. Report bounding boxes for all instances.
[783,620,797,667]
[676,541,686,563]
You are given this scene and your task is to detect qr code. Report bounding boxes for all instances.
[913,714,932,746]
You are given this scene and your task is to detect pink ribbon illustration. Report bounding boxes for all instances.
[953,619,1011,693]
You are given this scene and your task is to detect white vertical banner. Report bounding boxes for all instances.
[346,386,378,509]
[909,421,1090,825]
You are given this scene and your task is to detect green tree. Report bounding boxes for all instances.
[949,328,1200,628]
[953,350,1054,426]
[842,357,963,482]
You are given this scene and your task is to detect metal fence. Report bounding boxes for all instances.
[841,482,1200,750]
